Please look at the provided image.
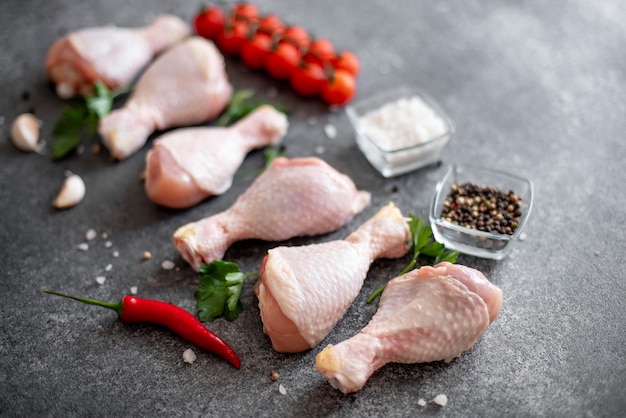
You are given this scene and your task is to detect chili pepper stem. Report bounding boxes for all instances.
[43,289,123,316]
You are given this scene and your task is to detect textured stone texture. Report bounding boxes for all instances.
[1,0,624,416]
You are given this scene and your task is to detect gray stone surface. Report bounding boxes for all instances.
[1,0,625,416]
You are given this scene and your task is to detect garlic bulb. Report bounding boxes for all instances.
[53,172,85,209]
[11,113,42,152]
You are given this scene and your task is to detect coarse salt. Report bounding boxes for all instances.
[432,394,448,407]
[112,250,119,258]
[162,260,175,270]
[278,384,287,395]
[314,146,325,155]
[324,123,337,139]
[130,286,138,294]
[360,96,447,152]
[85,228,97,241]
[182,348,197,364]
[95,276,106,285]
[105,264,112,272]
[77,243,89,251]
[417,398,427,407]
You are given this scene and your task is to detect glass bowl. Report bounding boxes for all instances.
[346,85,455,177]
[429,163,534,260]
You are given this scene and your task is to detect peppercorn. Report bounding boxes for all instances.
[440,182,523,235]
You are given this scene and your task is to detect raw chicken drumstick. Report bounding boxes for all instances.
[316,262,503,393]
[46,14,190,99]
[174,157,371,271]
[145,105,288,209]
[99,37,233,160]
[256,202,411,353]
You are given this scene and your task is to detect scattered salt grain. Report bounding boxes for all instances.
[104,241,112,248]
[162,260,175,270]
[130,286,138,295]
[182,348,197,364]
[77,243,89,251]
[314,146,325,154]
[105,264,112,272]
[112,250,119,258]
[519,232,527,241]
[101,232,108,239]
[432,394,448,407]
[417,399,427,407]
[142,251,152,261]
[95,276,106,285]
[278,384,287,395]
[85,229,97,241]
[324,123,337,139]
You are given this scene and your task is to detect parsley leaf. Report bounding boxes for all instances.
[262,145,285,171]
[366,214,459,304]
[216,89,290,127]
[195,261,257,322]
[51,81,129,160]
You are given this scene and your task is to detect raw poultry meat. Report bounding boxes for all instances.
[315,262,503,393]
[98,37,233,160]
[255,202,411,353]
[174,157,371,271]
[145,105,288,209]
[46,14,190,99]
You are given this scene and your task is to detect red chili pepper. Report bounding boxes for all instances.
[43,290,241,369]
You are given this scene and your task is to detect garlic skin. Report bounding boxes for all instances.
[11,113,42,152]
[53,172,85,209]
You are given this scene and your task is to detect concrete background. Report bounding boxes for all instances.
[1,0,625,416]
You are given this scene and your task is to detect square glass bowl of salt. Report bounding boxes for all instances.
[346,86,455,177]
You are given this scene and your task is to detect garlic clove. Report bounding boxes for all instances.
[53,172,85,209]
[11,113,41,152]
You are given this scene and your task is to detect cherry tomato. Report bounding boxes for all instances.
[307,38,335,60]
[290,61,325,97]
[281,26,310,49]
[241,33,273,70]
[332,50,360,77]
[320,69,356,105]
[232,3,259,22]
[216,21,249,55]
[258,14,284,36]
[266,42,301,80]
[193,5,226,40]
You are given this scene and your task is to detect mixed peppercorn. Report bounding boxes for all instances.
[440,182,522,235]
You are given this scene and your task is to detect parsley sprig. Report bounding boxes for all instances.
[216,89,290,127]
[51,81,130,160]
[195,261,257,322]
[366,214,459,304]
